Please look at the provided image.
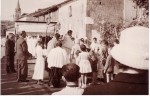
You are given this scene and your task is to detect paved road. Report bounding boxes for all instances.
[1,57,105,95]
[1,57,65,95]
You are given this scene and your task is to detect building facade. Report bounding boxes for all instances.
[17,0,138,41]
[58,0,87,38]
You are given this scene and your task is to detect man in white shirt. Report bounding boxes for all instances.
[47,41,69,87]
[62,30,74,55]
[47,33,60,54]
[90,37,100,53]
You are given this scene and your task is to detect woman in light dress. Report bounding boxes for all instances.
[62,30,74,58]
[1,37,6,59]
[70,39,81,63]
[76,44,92,88]
[32,41,45,84]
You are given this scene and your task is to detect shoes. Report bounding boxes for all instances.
[81,84,87,89]
[6,71,11,74]
[17,80,21,82]
[37,80,43,85]
[47,81,51,86]
[89,82,97,86]
[6,70,11,74]
[78,83,82,88]
[21,80,29,82]
[6,70,16,74]
[12,70,17,73]
[17,79,29,82]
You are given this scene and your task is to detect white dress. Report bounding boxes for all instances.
[47,47,69,68]
[62,35,74,56]
[1,37,6,58]
[47,37,57,55]
[31,38,36,57]
[70,44,81,63]
[27,37,33,55]
[71,44,81,59]
[76,52,92,73]
[32,46,45,80]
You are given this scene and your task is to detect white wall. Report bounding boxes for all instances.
[15,22,55,33]
[19,16,28,21]
[58,0,87,38]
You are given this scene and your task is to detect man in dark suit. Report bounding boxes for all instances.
[83,26,149,95]
[5,33,16,73]
[15,31,32,82]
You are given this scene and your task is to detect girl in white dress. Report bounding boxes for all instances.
[76,44,92,88]
[32,41,45,84]
[70,39,81,63]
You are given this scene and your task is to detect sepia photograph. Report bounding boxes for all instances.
[0,0,149,96]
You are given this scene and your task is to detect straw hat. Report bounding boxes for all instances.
[111,26,149,70]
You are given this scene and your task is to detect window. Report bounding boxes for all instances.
[99,2,101,5]
[69,6,72,17]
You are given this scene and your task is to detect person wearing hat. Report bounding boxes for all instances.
[5,33,16,73]
[15,31,32,82]
[83,26,148,95]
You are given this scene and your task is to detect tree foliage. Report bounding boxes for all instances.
[133,0,149,10]
[101,22,123,46]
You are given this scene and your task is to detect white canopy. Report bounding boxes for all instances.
[15,21,56,33]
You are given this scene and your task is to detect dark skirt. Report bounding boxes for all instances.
[90,60,98,72]
[48,67,62,88]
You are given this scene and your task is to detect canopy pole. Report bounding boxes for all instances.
[45,25,49,49]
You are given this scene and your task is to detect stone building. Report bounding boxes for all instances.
[17,0,138,41]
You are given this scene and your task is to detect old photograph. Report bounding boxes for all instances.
[0,0,149,95]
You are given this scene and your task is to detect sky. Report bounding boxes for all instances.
[1,0,65,21]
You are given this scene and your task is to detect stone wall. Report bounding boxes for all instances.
[124,0,137,24]
[86,0,124,41]
[58,0,87,38]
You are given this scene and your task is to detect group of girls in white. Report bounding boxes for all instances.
[31,32,110,89]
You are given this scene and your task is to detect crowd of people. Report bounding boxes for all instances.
[4,26,149,95]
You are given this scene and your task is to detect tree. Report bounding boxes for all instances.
[101,22,123,46]
[133,0,148,10]
[132,0,149,23]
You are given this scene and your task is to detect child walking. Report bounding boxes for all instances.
[32,41,45,84]
[76,44,92,88]
[89,50,98,85]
